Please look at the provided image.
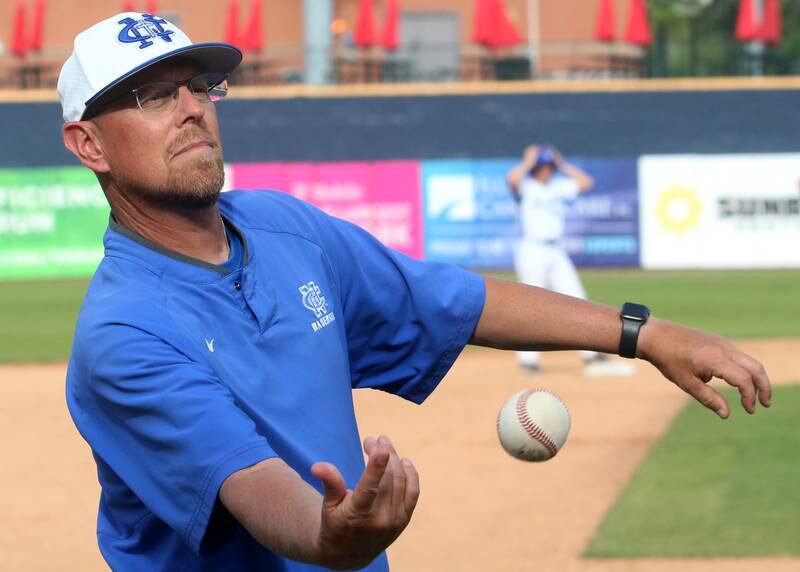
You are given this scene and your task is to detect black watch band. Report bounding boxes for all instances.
[619,302,650,359]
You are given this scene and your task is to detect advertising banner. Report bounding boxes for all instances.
[0,167,108,280]
[232,161,423,259]
[640,154,800,269]
[422,159,519,268]
[422,158,639,268]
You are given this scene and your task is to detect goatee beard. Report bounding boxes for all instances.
[119,154,226,210]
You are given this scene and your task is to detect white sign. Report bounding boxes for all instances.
[640,154,800,269]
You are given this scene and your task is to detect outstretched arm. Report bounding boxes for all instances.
[470,277,772,419]
[220,436,419,570]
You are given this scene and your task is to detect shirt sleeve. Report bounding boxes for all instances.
[310,210,486,403]
[70,322,276,554]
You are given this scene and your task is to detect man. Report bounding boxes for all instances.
[507,144,631,376]
[60,13,771,572]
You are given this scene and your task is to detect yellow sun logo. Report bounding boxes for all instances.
[655,185,703,234]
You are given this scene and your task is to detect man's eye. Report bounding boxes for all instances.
[145,91,171,102]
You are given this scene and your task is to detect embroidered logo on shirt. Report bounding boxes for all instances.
[299,281,336,332]
[205,338,215,353]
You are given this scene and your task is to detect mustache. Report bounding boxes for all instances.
[168,128,217,156]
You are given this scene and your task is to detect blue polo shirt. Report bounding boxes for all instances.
[66,190,486,571]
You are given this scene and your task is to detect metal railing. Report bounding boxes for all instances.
[1,40,794,91]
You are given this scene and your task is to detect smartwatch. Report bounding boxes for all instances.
[619,302,650,359]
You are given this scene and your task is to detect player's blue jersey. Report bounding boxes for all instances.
[66,190,485,571]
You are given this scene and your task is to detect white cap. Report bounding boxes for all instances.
[58,12,242,122]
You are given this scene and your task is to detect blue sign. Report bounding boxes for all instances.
[563,158,639,267]
[422,159,520,268]
[422,158,639,268]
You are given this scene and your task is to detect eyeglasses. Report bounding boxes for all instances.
[131,72,229,114]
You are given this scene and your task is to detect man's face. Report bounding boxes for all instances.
[91,60,225,208]
[534,164,555,182]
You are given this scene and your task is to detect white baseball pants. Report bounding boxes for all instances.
[513,240,598,367]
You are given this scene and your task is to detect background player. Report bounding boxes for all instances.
[507,144,632,376]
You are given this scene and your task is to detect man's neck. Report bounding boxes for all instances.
[111,195,230,266]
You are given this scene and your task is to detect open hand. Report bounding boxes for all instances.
[523,145,540,165]
[310,435,420,570]
[639,319,772,418]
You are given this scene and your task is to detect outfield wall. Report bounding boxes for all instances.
[1,81,799,279]
[2,84,800,167]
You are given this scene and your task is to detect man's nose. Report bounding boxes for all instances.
[174,84,206,123]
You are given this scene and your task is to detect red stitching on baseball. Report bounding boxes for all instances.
[516,389,559,458]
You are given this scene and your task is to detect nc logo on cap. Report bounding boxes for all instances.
[117,14,175,49]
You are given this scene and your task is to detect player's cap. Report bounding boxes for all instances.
[57,12,242,122]
[531,146,558,173]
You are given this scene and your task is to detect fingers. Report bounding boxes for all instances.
[314,439,419,570]
[401,458,420,515]
[684,377,730,419]
[312,462,348,510]
[710,359,758,414]
[649,323,773,418]
[352,435,418,521]
[382,437,407,515]
[371,436,418,518]
[709,348,773,414]
[350,440,390,515]
[733,352,773,408]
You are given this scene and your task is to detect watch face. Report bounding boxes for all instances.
[622,302,650,322]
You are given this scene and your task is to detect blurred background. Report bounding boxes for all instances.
[1,0,799,87]
[0,0,798,352]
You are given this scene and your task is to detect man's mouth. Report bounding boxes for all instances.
[172,140,214,158]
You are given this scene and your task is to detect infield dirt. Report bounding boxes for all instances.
[1,339,797,571]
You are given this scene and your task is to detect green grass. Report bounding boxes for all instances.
[488,269,800,339]
[585,385,800,558]
[0,269,798,363]
[0,278,89,363]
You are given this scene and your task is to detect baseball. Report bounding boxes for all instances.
[496,388,571,462]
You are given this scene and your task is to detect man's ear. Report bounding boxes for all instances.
[62,121,111,174]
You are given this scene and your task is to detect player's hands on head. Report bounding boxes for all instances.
[523,145,540,165]
[638,319,772,419]
[550,146,565,167]
[310,435,420,570]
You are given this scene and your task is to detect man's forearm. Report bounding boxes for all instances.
[470,276,623,354]
[220,458,325,566]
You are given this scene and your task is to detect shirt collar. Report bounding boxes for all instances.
[104,207,250,281]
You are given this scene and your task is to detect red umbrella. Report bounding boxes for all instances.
[624,0,651,46]
[121,0,136,12]
[381,0,400,51]
[472,0,493,45]
[28,0,46,53]
[145,0,158,15]
[354,0,376,48]
[760,0,782,46]
[595,0,615,42]
[489,0,522,48]
[735,0,759,42]
[224,0,241,48]
[10,0,27,58]
[243,0,263,53]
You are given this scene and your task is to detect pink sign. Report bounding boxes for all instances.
[232,161,423,258]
